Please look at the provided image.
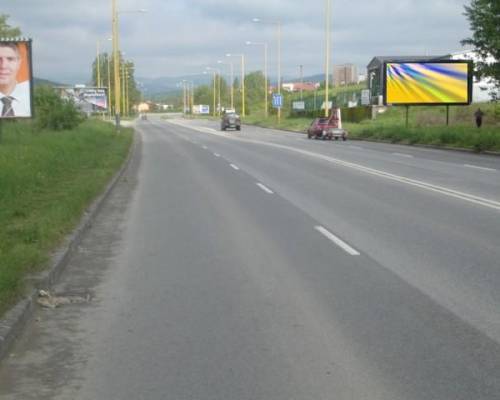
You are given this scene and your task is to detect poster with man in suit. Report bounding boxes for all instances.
[0,39,33,118]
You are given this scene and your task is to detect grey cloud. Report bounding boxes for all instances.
[2,0,470,84]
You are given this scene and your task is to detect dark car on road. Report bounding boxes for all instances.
[221,112,241,131]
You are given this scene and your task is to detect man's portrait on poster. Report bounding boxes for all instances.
[0,40,32,118]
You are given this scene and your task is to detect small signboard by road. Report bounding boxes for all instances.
[361,89,370,106]
[272,93,283,109]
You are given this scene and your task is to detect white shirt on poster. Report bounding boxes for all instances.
[0,81,31,117]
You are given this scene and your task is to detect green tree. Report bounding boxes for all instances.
[461,0,500,90]
[193,84,212,106]
[0,14,21,37]
[91,52,141,115]
[242,71,266,114]
[34,86,83,130]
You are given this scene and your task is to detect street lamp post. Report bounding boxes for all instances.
[112,0,121,126]
[111,3,147,127]
[107,53,112,118]
[246,41,268,118]
[299,64,303,101]
[218,60,234,110]
[121,64,125,115]
[324,0,331,117]
[181,81,187,115]
[226,54,245,117]
[206,67,221,116]
[96,40,102,87]
[253,18,281,123]
[204,71,216,117]
[190,82,194,111]
[182,80,194,114]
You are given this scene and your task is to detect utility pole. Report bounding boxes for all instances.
[107,54,112,119]
[300,64,303,100]
[96,40,101,87]
[324,0,331,117]
[112,0,121,127]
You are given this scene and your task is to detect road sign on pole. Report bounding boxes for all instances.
[272,93,283,108]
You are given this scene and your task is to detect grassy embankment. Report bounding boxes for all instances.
[0,120,133,315]
[245,100,500,153]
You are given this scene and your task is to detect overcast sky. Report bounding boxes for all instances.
[3,0,471,84]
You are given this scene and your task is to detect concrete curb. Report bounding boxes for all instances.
[0,126,138,362]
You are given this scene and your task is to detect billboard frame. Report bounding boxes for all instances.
[0,38,34,119]
[383,59,473,107]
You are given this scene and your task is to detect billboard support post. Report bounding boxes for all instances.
[405,105,409,128]
[446,105,450,126]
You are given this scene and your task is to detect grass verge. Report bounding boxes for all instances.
[0,119,133,316]
[242,103,500,153]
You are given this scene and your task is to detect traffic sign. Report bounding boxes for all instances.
[272,93,283,108]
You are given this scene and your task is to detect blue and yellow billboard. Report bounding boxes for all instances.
[384,61,472,105]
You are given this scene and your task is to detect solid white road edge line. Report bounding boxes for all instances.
[164,119,500,212]
[256,183,274,194]
[463,164,497,172]
[315,226,361,256]
[230,164,240,170]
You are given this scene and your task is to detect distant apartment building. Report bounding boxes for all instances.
[333,64,358,86]
[281,82,320,92]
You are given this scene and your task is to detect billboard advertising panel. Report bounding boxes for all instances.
[57,87,108,113]
[0,39,34,119]
[384,61,472,105]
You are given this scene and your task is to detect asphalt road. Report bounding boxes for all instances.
[0,116,499,399]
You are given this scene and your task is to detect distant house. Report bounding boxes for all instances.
[282,82,320,92]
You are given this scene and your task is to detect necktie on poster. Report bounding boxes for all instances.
[1,97,15,117]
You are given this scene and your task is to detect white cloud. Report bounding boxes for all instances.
[2,0,470,83]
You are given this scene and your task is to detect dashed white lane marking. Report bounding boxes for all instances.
[349,145,363,150]
[202,145,208,150]
[315,226,360,256]
[256,183,274,194]
[164,119,500,212]
[464,164,498,172]
[392,152,414,158]
[206,128,218,132]
[214,153,221,157]
[230,164,240,170]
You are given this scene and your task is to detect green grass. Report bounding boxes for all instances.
[241,103,500,152]
[0,119,133,315]
[345,103,500,152]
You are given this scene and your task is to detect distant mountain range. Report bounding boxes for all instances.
[34,77,66,87]
[137,73,328,97]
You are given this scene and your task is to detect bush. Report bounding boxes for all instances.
[34,86,84,131]
[340,106,372,123]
